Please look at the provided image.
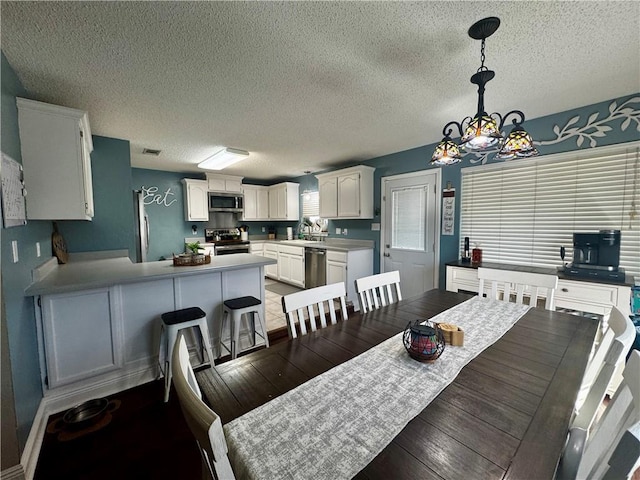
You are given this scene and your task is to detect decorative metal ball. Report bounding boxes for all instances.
[403,320,446,362]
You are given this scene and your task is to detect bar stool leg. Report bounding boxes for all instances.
[164,326,179,403]
[231,312,242,360]
[255,310,269,348]
[197,319,215,366]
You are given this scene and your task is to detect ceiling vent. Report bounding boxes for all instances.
[142,148,161,156]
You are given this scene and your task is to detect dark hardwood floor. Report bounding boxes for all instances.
[35,330,289,480]
[35,380,201,480]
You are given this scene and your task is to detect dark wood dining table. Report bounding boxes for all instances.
[196,289,598,479]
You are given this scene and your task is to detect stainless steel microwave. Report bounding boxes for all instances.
[208,192,244,212]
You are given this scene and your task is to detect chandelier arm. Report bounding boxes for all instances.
[442,121,464,138]
[498,110,526,131]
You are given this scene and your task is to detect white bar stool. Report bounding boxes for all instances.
[159,306,214,402]
[220,296,269,359]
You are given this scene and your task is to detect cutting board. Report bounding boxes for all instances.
[52,222,68,264]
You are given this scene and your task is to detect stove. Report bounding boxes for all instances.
[204,229,250,255]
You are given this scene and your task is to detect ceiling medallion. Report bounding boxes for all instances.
[431,17,539,166]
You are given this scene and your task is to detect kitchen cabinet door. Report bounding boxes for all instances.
[17,98,95,220]
[182,179,209,221]
[337,173,360,217]
[264,251,279,279]
[326,259,347,286]
[288,254,305,288]
[206,174,244,193]
[318,176,338,218]
[268,183,299,220]
[40,287,122,388]
[243,186,269,221]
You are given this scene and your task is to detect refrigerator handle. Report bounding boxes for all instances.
[144,214,150,250]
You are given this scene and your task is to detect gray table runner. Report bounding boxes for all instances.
[223,297,531,480]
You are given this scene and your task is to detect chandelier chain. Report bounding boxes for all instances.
[478,38,487,72]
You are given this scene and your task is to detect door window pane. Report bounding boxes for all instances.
[391,187,426,251]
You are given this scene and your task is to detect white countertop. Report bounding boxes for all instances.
[25,254,276,296]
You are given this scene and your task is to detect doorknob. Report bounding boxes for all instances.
[385,244,390,248]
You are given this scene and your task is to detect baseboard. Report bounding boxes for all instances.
[0,464,25,480]
[19,400,47,480]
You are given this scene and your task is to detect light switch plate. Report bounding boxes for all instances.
[11,240,18,263]
[371,223,381,231]
[335,228,341,235]
[343,228,348,235]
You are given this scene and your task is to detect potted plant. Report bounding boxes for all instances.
[185,241,204,259]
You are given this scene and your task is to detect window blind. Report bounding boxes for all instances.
[460,143,640,279]
[302,191,320,218]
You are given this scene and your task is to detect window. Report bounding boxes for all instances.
[302,191,319,219]
[460,143,640,278]
[391,186,426,251]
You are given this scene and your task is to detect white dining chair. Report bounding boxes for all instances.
[574,307,636,415]
[172,333,236,480]
[477,267,558,310]
[556,350,640,480]
[281,282,348,339]
[355,270,402,313]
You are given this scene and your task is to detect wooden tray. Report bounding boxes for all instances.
[172,254,211,266]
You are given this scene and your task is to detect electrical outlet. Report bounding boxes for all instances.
[262,227,266,233]
[36,242,41,257]
[335,228,341,235]
[11,240,18,263]
[343,228,348,235]
[371,223,380,231]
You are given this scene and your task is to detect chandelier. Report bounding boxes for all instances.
[431,17,538,166]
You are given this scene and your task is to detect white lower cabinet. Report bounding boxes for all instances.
[264,244,279,279]
[325,249,373,311]
[264,243,305,287]
[445,265,631,318]
[40,287,122,388]
[278,245,305,288]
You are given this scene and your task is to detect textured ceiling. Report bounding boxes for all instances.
[2,1,639,181]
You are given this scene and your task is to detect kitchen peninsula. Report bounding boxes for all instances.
[25,252,276,413]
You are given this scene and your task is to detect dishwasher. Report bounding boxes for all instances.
[305,247,326,288]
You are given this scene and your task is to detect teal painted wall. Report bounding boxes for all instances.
[57,136,135,256]
[1,53,51,447]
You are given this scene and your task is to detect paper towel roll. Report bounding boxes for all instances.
[241,231,249,241]
[286,227,293,240]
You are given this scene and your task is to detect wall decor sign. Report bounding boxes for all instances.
[1,152,27,227]
[141,185,178,207]
[441,188,455,236]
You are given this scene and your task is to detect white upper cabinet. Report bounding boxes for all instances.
[17,98,94,220]
[316,165,375,219]
[206,173,243,193]
[268,182,299,220]
[181,179,209,221]
[242,185,270,221]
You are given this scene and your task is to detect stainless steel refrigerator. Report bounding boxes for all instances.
[133,190,149,262]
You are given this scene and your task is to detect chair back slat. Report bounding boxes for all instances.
[282,282,348,338]
[575,307,636,415]
[557,350,640,480]
[477,267,558,310]
[355,271,402,313]
[172,333,236,480]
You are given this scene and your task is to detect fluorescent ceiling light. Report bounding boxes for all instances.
[198,147,249,170]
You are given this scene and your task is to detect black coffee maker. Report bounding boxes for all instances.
[563,230,625,282]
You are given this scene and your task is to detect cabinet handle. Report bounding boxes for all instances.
[561,288,569,292]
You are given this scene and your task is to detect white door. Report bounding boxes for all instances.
[382,170,440,298]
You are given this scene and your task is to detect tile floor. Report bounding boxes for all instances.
[264,278,302,331]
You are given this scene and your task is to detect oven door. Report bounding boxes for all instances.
[214,244,250,256]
